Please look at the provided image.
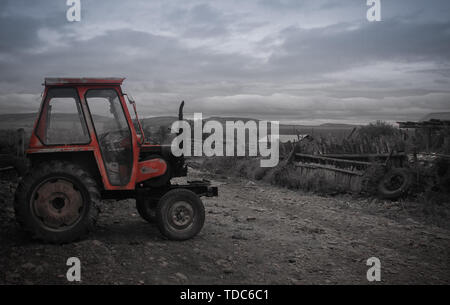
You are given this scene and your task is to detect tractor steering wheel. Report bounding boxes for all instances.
[98,129,129,147]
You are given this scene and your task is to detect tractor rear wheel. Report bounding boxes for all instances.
[156,189,205,241]
[14,161,100,244]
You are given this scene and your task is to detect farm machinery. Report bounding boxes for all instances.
[13,78,217,243]
[288,130,415,198]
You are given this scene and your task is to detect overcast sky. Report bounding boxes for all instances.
[0,0,449,124]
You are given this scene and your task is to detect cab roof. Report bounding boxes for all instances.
[44,77,125,86]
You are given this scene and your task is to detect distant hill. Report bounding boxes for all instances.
[206,116,260,123]
[0,113,37,131]
[319,123,359,128]
[420,112,450,121]
[0,113,113,131]
[141,116,178,128]
[0,112,358,137]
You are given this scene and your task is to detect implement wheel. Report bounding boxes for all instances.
[377,168,412,199]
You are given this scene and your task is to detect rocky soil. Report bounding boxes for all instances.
[0,168,449,284]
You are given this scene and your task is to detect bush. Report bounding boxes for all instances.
[357,121,399,138]
[361,164,386,196]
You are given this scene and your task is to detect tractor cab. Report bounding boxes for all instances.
[28,78,185,190]
[15,78,217,243]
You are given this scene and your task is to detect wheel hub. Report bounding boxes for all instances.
[385,174,405,191]
[51,195,66,210]
[169,201,194,228]
[32,179,83,229]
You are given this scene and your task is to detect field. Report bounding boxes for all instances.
[1,168,449,284]
[0,115,449,284]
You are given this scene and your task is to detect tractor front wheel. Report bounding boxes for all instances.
[156,189,205,240]
[14,161,100,244]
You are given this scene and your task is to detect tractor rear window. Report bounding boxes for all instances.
[37,88,90,145]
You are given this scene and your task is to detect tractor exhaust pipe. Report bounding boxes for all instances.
[178,100,184,121]
[177,100,185,151]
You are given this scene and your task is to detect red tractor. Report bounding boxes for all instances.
[14,78,217,243]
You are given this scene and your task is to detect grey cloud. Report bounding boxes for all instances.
[0,25,259,94]
[0,0,449,124]
[267,20,450,77]
[168,3,230,38]
[259,0,320,11]
[0,16,41,51]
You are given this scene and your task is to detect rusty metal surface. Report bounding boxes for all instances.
[27,146,95,154]
[27,78,143,191]
[33,179,83,229]
[44,78,125,86]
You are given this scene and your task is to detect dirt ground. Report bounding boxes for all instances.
[0,168,449,285]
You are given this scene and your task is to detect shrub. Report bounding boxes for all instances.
[357,121,399,138]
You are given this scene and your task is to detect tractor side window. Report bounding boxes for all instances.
[85,90,129,135]
[39,88,89,145]
[85,89,133,186]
